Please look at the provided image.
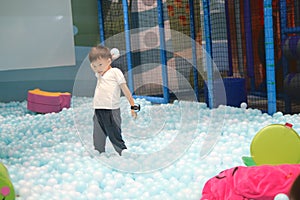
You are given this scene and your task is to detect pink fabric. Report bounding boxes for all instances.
[201,164,300,200]
[27,92,71,113]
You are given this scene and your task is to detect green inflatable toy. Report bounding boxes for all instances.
[242,123,300,166]
[0,163,15,200]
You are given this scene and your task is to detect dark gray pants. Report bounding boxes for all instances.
[93,109,127,155]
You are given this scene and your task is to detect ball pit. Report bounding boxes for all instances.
[1,97,300,199]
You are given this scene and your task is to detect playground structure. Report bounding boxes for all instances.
[79,0,300,115]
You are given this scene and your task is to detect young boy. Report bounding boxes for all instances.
[88,45,137,156]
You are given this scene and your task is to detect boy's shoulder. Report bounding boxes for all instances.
[107,67,125,79]
[111,67,121,71]
[110,67,124,74]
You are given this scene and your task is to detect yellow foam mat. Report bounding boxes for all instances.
[28,88,70,97]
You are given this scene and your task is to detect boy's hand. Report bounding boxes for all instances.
[131,110,137,119]
[130,104,140,119]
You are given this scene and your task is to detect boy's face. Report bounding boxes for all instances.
[91,57,111,76]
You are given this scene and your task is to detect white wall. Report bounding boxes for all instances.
[0,0,75,71]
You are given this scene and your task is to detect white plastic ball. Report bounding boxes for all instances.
[274,193,289,200]
[240,102,247,109]
[110,48,120,60]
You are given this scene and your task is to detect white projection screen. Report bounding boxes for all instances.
[0,0,75,71]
